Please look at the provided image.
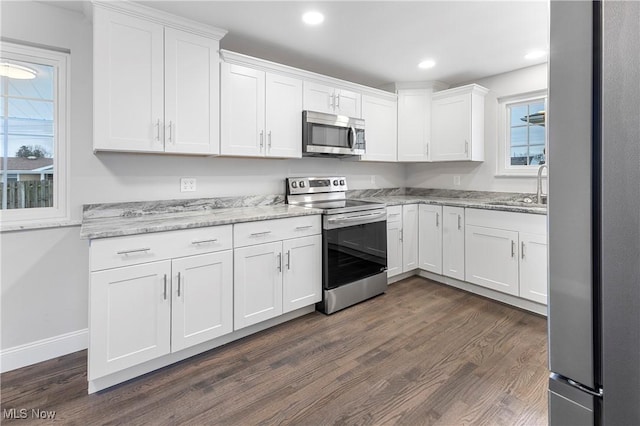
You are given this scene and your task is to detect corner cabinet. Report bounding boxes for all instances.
[430,84,489,162]
[397,89,432,162]
[359,94,398,162]
[220,62,302,158]
[92,4,226,154]
[303,81,361,118]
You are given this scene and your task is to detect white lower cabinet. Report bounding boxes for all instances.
[90,260,172,380]
[465,225,520,296]
[171,251,233,352]
[418,204,443,274]
[233,219,322,330]
[464,208,547,303]
[442,206,465,280]
[519,232,548,304]
[387,204,418,278]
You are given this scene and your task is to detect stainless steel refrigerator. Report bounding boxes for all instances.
[548,1,640,424]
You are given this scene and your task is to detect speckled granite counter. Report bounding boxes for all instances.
[348,188,547,215]
[80,195,322,240]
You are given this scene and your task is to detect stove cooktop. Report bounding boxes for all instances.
[296,199,385,214]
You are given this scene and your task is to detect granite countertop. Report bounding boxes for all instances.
[80,196,323,240]
[81,189,546,240]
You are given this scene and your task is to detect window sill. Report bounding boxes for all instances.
[1,219,81,233]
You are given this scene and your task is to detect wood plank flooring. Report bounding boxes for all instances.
[1,277,548,425]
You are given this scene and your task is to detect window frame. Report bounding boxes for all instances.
[496,89,548,177]
[0,42,70,226]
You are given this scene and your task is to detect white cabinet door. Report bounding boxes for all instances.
[220,63,265,157]
[418,204,443,274]
[234,241,283,330]
[335,88,361,118]
[465,225,519,296]
[89,260,171,380]
[282,235,322,313]
[303,81,336,114]
[164,28,219,155]
[431,93,471,161]
[265,73,302,158]
[386,220,403,278]
[171,251,233,352]
[402,204,419,272]
[397,89,431,162]
[360,95,397,162]
[93,9,164,152]
[519,232,548,304]
[442,206,465,280]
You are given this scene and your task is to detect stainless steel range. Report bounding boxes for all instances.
[286,177,388,314]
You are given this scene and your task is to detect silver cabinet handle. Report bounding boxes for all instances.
[155,119,160,141]
[521,241,526,259]
[163,274,167,300]
[277,252,282,272]
[116,247,151,255]
[250,231,271,237]
[336,93,340,109]
[330,94,335,109]
[295,225,313,230]
[511,240,516,258]
[436,212,439,227]
[168,121,173,143]
[400,229,403,242]
[457,215,462,230]
[268,131,272,149]
[259,130,264,150]
[286,250,291,270]
[465,140,469,154]
[177,272,181,297]
[191,239,218,245]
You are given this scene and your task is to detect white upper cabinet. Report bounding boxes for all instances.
[164,29,220,154]
[397,89,432,162]
[303,81,361,118]
[431,84,488,162]
[360,94,398,162]
[221,63,302,158]
[93,5,225,155]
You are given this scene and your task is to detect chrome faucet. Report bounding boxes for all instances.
[537,164,548,204]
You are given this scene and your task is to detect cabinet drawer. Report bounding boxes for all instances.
[386,205,402,223]
[234,215,321,248]
[90,225,233,271]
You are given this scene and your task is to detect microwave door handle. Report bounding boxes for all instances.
[349,126,356,148]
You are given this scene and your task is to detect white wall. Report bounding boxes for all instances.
[406,64,548,193]
[0,1,405,356]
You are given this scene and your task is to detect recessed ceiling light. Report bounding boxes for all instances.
[302,11,324,25]
[0,62,36,79]
[525,50,547,60]
[418,59,436,69]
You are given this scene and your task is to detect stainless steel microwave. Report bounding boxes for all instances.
[302,111,365,157]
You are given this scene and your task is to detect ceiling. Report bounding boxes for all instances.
[50,0,549,88]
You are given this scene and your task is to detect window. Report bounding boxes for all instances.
[497,90,547,176]
[0,42,69,226]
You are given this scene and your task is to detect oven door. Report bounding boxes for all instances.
[323,213,387,290]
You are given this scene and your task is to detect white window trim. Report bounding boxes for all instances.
[496,89,548,177]
[0,42,70,228]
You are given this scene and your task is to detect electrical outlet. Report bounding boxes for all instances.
[180,178,196,192]
[453,175,461,186]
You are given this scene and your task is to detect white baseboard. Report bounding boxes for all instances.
[1,329,88,373]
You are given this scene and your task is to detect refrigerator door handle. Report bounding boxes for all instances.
[551,373,603,397]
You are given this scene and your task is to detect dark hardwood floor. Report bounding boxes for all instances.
[1,277,548,425]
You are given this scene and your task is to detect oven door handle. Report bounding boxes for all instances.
[327,211,387,224]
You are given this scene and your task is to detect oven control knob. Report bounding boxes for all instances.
[339,179,345,185]
[333,180,339,186]
[299,181,306,188]
[291,181,297,188]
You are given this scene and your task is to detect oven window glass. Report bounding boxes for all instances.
[323,221,387,289]
[309,123,350,148]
